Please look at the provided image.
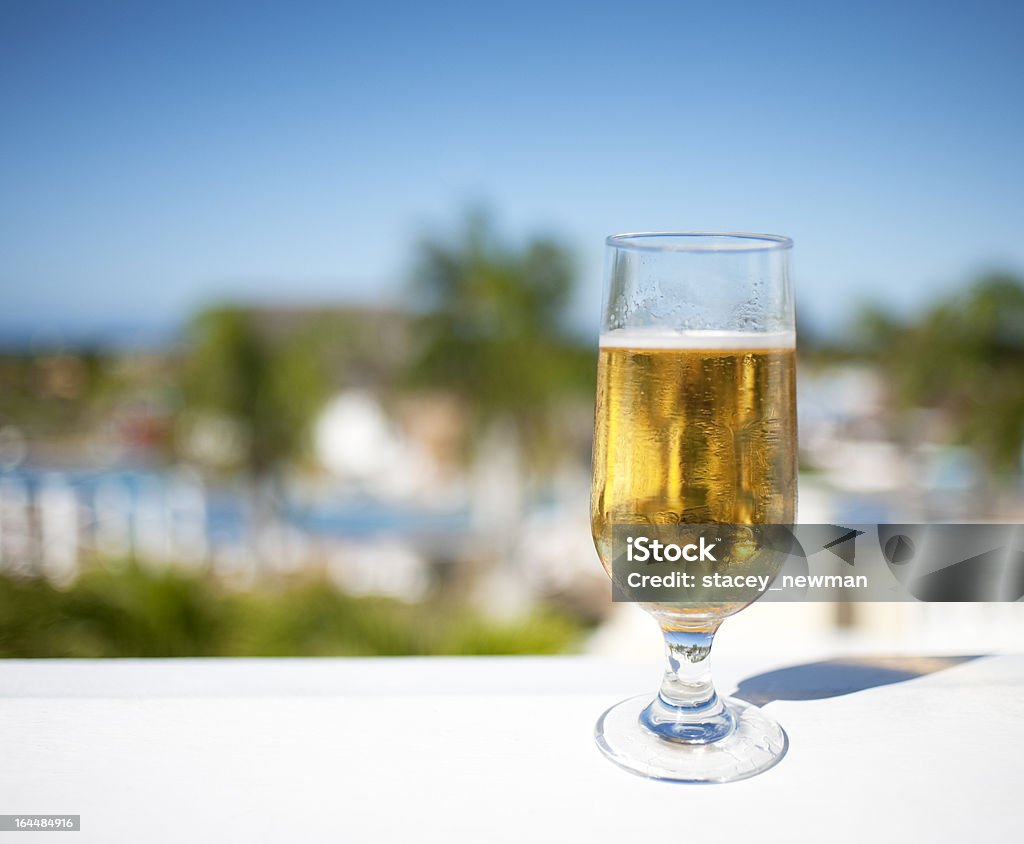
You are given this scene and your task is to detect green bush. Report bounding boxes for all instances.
[0,563,588,658]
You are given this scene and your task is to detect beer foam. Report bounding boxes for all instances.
[599,329,796,350]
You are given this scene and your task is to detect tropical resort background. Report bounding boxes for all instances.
[4,0,1024,660]
[3,210,1024,657]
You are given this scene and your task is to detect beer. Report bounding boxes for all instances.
[591,330,797,622]
[590,233,795,781]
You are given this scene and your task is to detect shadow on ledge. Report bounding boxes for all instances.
[731,655,985,706]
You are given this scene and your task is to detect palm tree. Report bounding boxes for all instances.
[406,208,593,464]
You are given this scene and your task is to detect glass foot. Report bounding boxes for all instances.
[595,694,787,783]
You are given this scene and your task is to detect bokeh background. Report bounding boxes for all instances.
[2,0,1023,658]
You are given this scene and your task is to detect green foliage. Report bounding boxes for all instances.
[180,306,329,473]
[178,305,421,474]
[852,273,1024,474]
[0,564,226,657]
[435,611,582,656]
[0,349,111,438]
[0,565,588,658]
[406,209,595,459]
[220,581,426,657]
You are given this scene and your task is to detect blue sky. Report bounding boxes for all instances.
[1,0,1022,342]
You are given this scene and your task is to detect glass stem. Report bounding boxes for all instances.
[639,626,735,744]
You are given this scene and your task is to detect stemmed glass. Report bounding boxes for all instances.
[590,232,797,782]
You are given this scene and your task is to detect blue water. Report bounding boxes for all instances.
[0,466,473,541]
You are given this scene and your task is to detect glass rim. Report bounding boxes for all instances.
[606,231,793,253]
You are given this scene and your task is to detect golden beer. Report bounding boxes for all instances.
[590,331,797,622]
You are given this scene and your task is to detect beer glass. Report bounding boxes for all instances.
[591,232,796,782]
